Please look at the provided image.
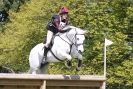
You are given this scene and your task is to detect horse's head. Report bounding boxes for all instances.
[75,32,85,53]
[63,26,86,54]
[62,26,86,71]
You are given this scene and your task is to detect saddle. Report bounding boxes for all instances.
[42,27,71,48]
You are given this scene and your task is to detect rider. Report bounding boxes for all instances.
[42,7,69,64]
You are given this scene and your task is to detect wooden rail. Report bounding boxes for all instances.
[0,74,106,89]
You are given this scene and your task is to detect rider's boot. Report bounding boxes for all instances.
[41,46,49,64]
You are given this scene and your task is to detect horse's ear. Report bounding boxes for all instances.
[83,30,90,34]
[77,29,87,34]
[82,30,88,34]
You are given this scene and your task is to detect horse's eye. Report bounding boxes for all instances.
[77,38,79,40]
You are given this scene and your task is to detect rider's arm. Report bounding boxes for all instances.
[54,19,68,32]
[45,30,53,47]
[53,17,61,30]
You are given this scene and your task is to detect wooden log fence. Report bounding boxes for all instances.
[0,74,106,89]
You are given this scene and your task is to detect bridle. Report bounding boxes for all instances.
[49,27,85,61]
[57,28,84,54]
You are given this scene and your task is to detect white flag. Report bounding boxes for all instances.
[105,38,113,46]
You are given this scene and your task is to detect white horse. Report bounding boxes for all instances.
[28,25,86,74]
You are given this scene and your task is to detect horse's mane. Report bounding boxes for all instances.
[63,25,76,31]
[61,25,85,35]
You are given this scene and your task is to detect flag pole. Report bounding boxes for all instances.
[103,38,113,89]
[104,38,113,77]
[104,38,107,77]
[103,38,107,89]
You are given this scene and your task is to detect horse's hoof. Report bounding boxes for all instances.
[65,61,72,69]
[76,67,81,71]
[65,64,71,69]
[65,63,71,69]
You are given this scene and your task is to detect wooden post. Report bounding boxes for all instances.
[100,81,106,89]
[40,80,46,89]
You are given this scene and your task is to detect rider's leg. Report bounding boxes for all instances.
[42,30,53,64]
[44,46,49,56]
[45,30,53,47]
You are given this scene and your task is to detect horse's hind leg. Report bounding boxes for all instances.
[28,67,40,74]
[28,68,32,74]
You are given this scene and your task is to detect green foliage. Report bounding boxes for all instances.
[0,0,133,88]
[0,0,31,32]
[0,0,30,11]
[0,0,48,72]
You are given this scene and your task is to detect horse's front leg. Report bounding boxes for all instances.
[65,60,72,69]
[76,54,83,71]
[60,52,72,69]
